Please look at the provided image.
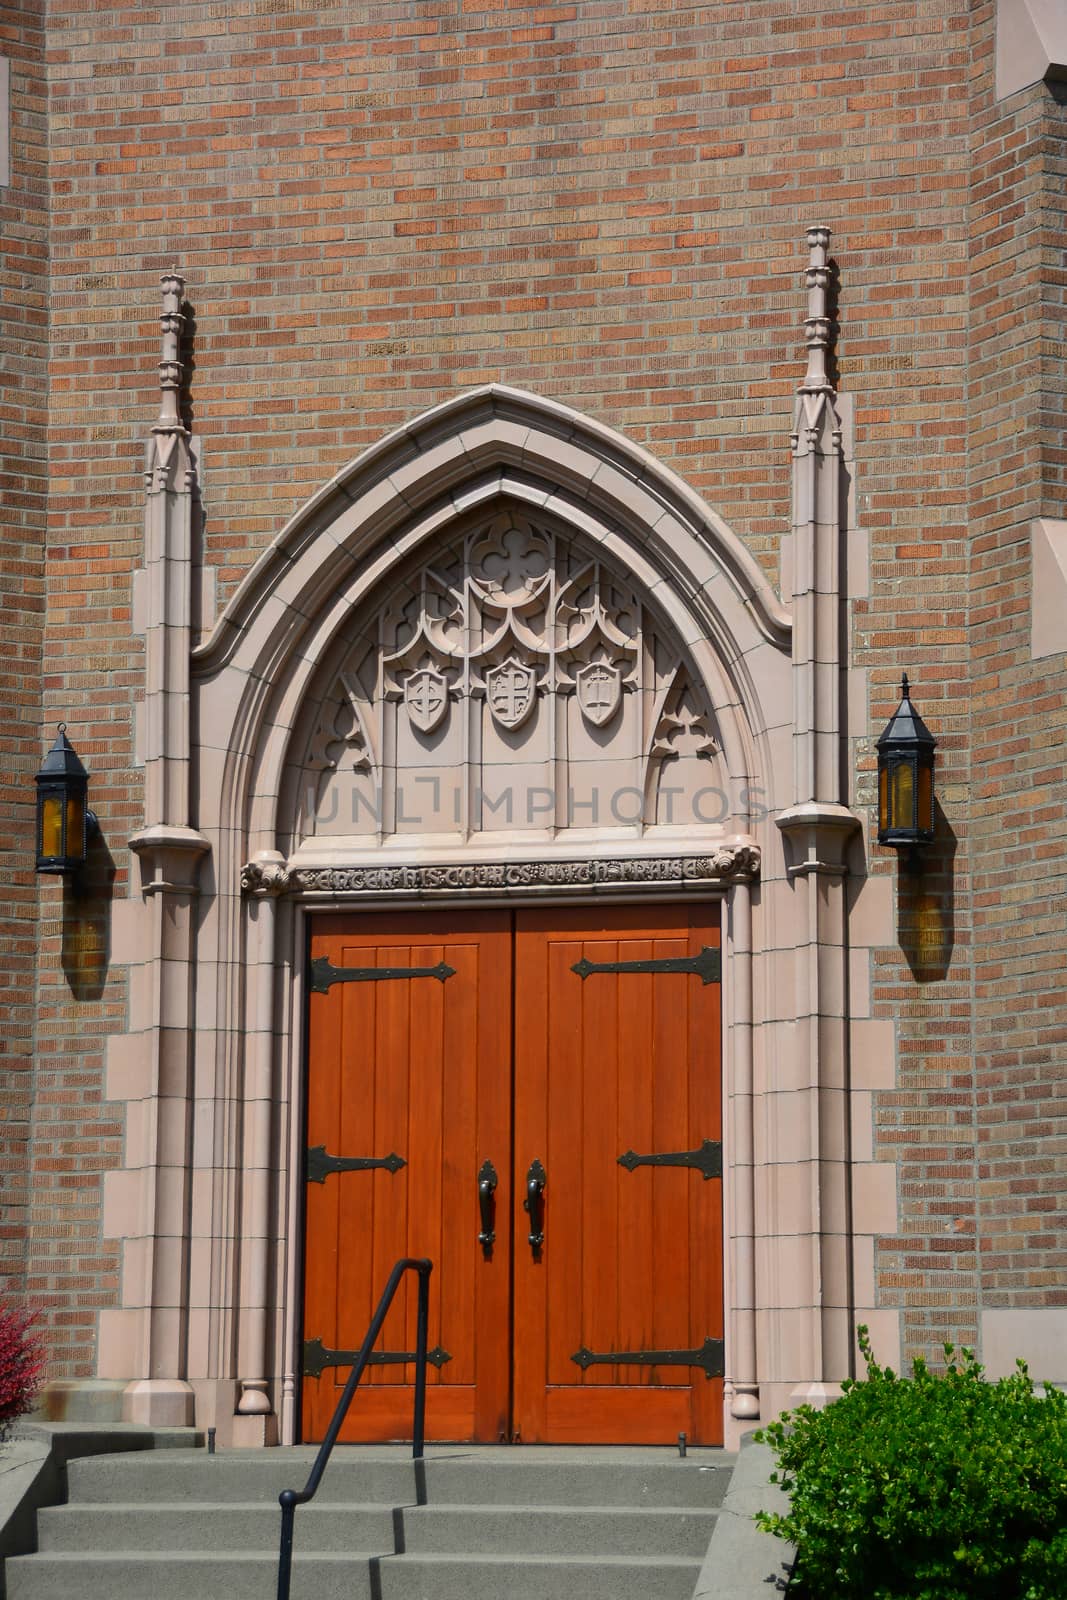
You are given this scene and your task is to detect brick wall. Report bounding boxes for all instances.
[0,0,47,1300]
[30,0,1058,1377]
[857,2,976,1364]
[968,46,1067,1318]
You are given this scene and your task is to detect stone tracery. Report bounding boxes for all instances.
[290,507,729,844]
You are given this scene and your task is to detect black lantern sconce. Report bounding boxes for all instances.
[876,675,937,865]
[35,724,97,876]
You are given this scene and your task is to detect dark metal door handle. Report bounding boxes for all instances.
[524,1158,546,1252]
[477,1159,498,1254]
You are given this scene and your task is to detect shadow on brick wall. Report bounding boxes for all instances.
[61,825,115,1000]
[896,800,956,983]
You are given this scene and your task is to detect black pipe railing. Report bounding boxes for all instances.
[276,1256,433,1600]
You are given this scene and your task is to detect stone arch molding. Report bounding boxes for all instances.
[194,384,792,868]
[175,385,798,1444]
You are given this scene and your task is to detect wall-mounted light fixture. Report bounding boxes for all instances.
[876,675,937,863]
[35,725,96,875]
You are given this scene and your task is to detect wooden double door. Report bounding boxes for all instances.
[302,904,723,1445]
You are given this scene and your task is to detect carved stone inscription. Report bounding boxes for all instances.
[290,509,725,845]
[281,847,760,897]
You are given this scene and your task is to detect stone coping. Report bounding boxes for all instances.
[693,1433,796,1599]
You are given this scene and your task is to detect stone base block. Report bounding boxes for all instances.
[37,1380,128,1425]
[122,1378,195,1427]
[229,1412,279,1448]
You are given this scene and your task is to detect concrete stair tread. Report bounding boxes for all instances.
[40,1498,396,1511]
[391,1552,701,1567]
[43,1497,715,1513]
[376,1552,703,1600]
[407,1501,716,1513]
[34,1499,397,1553]
[10,1552,379,1563]
[14,1550,701,1566]
[65,1450,733,1507]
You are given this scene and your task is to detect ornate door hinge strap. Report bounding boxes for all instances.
[571,1338,724,1381]
[617,1138,722,1181]
[302,1337,451,1380]
[571,947,721,985]
[310,954,456,994]
[306,1146,406,1184]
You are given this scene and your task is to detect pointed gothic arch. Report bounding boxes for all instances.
[193,385,792,869]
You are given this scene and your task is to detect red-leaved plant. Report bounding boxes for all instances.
[0,1305,45,1441]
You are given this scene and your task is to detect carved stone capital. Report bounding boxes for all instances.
[129,824,210,895]
[241,852,292,897]
[775,803,860,878]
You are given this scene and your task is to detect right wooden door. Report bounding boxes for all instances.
[512,905,724,1444]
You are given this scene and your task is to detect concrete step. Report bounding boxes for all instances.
[8,1445,735,1600]
[64,1446,733,1508]
[7,1548,702,1600]
[5,1551,376,1600]
[36,1496,715,1559]
[35,1500,398,1553]
[65,1448,418,1505]
[424,1456,732,1509]
[378,1551,703,1600]
[398,1502,717,1557]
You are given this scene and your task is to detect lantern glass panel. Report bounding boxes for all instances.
[41,794,64,858]
[66,792,85,857]
[918,762,933,835]
[878,765,889,835]
[891,760,914,831]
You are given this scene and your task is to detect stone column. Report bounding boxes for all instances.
[122,272,210,1425]
[727,878,759,1422]
[775,227,861,1401]
[233,852,288,1444]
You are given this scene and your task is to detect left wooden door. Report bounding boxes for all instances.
[301,911,512,1444]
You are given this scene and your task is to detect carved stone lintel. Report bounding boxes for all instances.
[244,844,761,899]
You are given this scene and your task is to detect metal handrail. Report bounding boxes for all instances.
[276,1256,433,1600]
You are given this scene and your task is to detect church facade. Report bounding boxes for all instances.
[2,0,1066,1447]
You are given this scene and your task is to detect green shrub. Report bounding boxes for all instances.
[754,1327,1067,1600]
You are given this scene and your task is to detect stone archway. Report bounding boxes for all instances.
[106,369,864,1447]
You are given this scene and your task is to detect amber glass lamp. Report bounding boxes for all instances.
[34,725,92,874]
[876,676,936,852]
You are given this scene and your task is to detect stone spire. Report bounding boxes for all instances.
[800,225,834,396]
[155,269,187,434]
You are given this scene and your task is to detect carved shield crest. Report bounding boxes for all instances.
[404,667,448,734]
[576,660,622,728]
[486,657,537,730]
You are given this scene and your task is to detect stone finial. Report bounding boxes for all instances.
[156,269,187,433]
[800,226,833,395]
